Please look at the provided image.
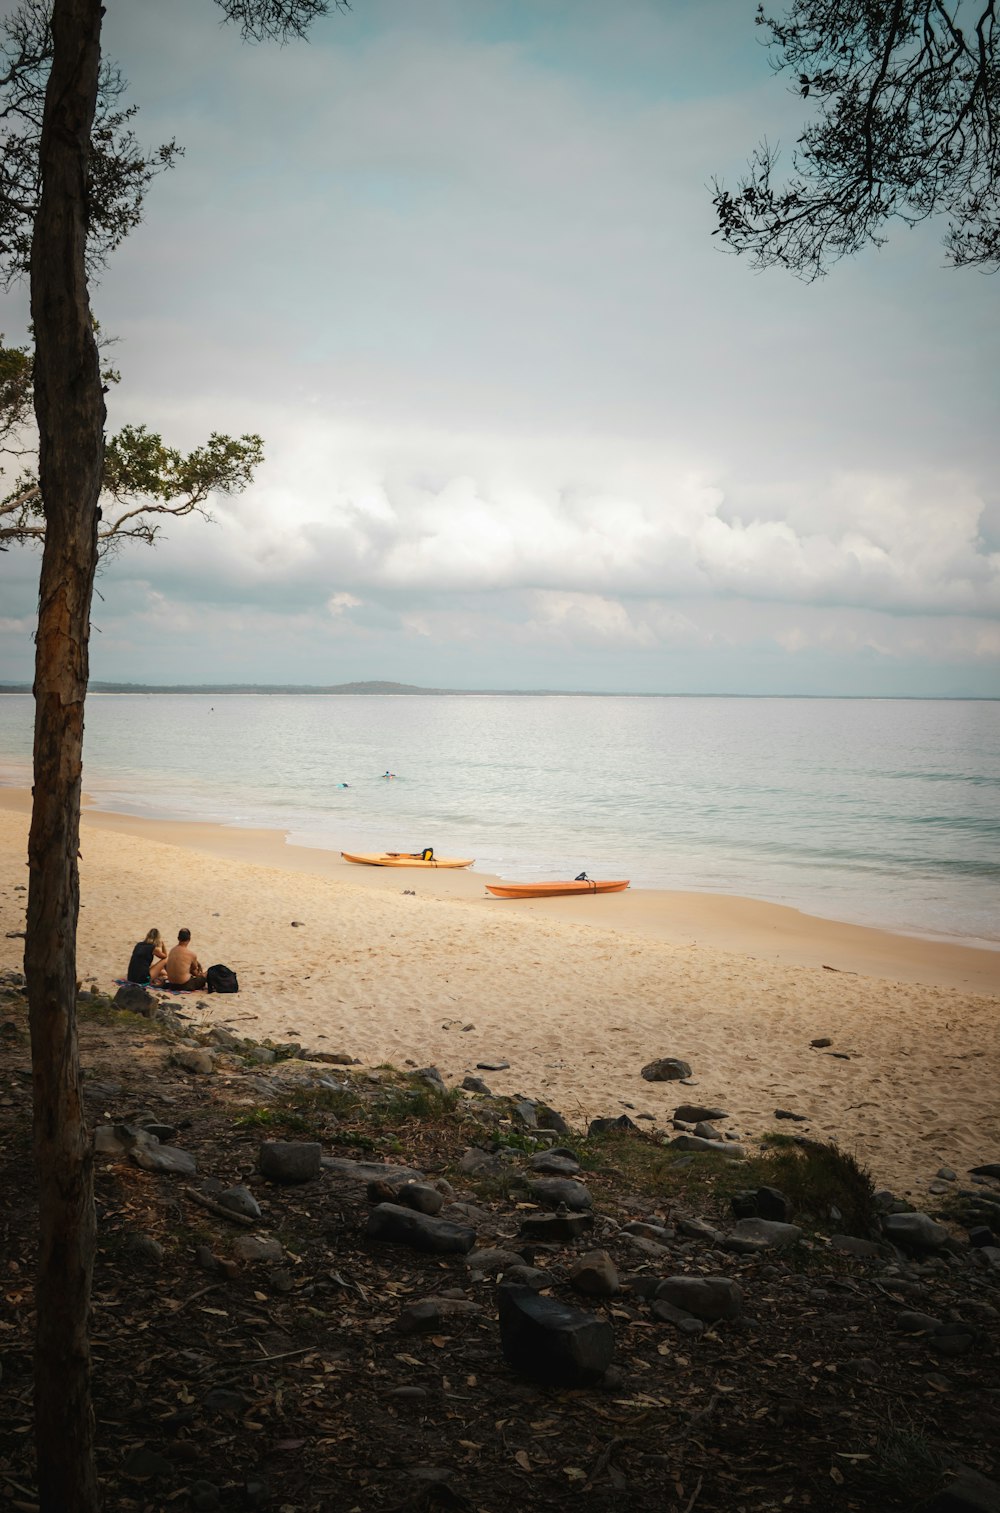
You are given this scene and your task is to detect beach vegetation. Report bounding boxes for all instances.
[755,1136,877,1236]
[713,0,1000,277]
[860,1419,952,1503]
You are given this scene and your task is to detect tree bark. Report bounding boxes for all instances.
[26,1,106,1509]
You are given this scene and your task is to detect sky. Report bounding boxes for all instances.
[1,0,998,695]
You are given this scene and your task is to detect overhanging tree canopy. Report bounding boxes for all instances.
[712,0,1000,277]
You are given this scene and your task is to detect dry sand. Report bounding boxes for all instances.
[2,786,998,1197]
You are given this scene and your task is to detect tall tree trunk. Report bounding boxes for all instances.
[27,1,106,1508]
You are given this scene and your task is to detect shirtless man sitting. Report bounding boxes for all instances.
[153,928,207,991]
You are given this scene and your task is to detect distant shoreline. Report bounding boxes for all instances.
[0,683,995,700]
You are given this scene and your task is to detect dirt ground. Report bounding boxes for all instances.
[1,982,999,1513]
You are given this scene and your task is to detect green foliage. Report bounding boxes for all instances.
[754,1136,877,1235]
[713,0,1000,275]
[233,1106,311,1134]
[0,0,180,284]
[0,341,265,553]
[861,1422,951,1501]
[379,1084,463,1124]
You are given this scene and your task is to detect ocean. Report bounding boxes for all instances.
[1,692,998,946]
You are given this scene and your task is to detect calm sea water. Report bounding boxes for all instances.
[1,693,998,946]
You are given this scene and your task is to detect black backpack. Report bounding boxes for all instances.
[206,963,239,994]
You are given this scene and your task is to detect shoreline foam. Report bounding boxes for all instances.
[2,786,999,1195]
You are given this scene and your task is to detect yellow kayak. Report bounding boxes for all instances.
[486,879,629,898]
[341,851,474,869]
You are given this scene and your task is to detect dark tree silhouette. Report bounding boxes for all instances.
[712,1,1000,277]
[0,2,346,1507]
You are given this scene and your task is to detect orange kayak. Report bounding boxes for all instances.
[342,851,474,869]
[486,879,629,899]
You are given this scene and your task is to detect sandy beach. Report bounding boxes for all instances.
[2,785,998,1197]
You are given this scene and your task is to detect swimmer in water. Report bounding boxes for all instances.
[382,770,396,779]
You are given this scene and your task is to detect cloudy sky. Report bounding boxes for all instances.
[1,0,998,695]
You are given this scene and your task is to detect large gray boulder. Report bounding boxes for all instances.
[366,1202,476,1255]
[882,1212,950,1251]
[656,1276,743,1321]
[498,1284,614,1386]
[258,1140,322,1184]
[641,1058,691,1082]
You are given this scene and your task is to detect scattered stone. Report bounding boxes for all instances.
[130,1143,197,1177]
[519,1211,595,1244]
[510,1098,539,1128]
[529,1151,581,1176]
[774,1108,808,1122]
[969,1164,1000,1180]
[413,1066,446,1093]
[232,1235,284,1264]
[722,1235,771,1256]
[670,1134,744,1157]
[678,1217,722,1242]
[321,1158,425,1186]
[527,1177,592,1211]
[623,1221,674,1244]
[625,1234,673,1260]
[366,1202,476,1255]
[657,1275,743,1321]
[397,1298,483,1334]
[218,1185,262,1220]
[307,1050,359,1065]
[457,1147,506,1176]
[693,1121,722,1140]
[467,1247,525,1274]
[462,1075,491,1094]
[588,1115,637,1136]
[731,1190,759,1220]
[881,1212,950,1251]
[391,1181,445,1216]
[641,1058,691,1082]
[730,1217,803,1249]
[936,1167,957,1181]
[569,1250,620,1297]
[810,1037,833,1047]
[503,1264,549,1289]
[651,1298,706,1335]
[536,1103,571,1134]
[895,1310,942,1334]
[913,1468,1000,1512]
[673,1104,728,1123]
[113,984,157,1015]
[269,1267,294,1293]
[498,1284,614,1387]
[172,1047,215,1075]
[290,920,304,927]
[258,1140,322,1184]
[476,1060,510,1071]
[207,1025,243,1049]
[246,1046,276,1064]
[830,1234,885,1258]
[969,1227,996,1248]
[755,1186,792,1222]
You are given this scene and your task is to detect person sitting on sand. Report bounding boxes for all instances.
[153,928,207,991]
[126,928,167,985]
